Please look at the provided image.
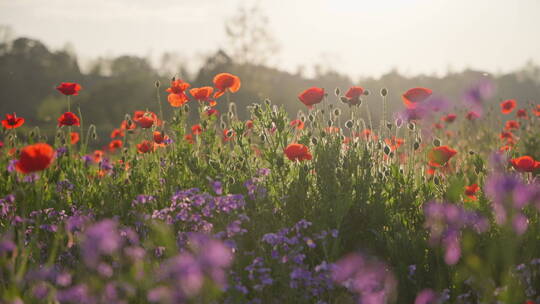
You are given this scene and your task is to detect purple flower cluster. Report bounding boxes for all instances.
[243,168,270,200]
[423,201,489,265]
[332,253,397,304]
[485,173,540,235]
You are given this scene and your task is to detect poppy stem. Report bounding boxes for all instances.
[156,84,164,131]
[67,96,71,113]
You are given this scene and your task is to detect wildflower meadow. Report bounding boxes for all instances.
[1,72,540,304]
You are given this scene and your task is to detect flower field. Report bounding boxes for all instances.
[1,73,540,304]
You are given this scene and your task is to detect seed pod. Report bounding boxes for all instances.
[345,120,354,129]
[383,145,391,155]
[363,89,370,96]
[413,142,420,150]
[434,177,440,185]
[335,87,340,96]
[386,122,393,130]
[155,80,160,88]
[380,88,388,97]
[308,114,315,122]
[408,122,416,130]
[333,108,341,116]
[340,96,349,104]
[311,137,318,145]
[327,120,333,127]
[433,138,441,147]
[260,134,266,142]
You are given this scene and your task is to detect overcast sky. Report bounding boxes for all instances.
[1,0,539,78]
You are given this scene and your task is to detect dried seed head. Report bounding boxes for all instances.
[432,138,441,147]
[333,108,341,116]
[413,142,420,150]
[380,88,388,97]
[345,120,354,129]
[335,87,340,96]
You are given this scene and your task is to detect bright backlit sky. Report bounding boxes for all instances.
[1,0,539,78]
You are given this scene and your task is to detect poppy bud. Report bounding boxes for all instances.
[308,114,315,122]
[363,89,370,96]
[171,76,176,82]
[414,142,420,150]
[434,177,440,185]
[226,129,234,138]
[276,157,284,167]
[345,120,354,129]
[389,152,394,158]
[228,111,234,119]
[408,122,416,130]
[399,168,404,174]
[469,150,475,155]
[216,147,221,154]
[184,105,190,113]
[333,109,341,116]
[383,145,391,155]
[395,118,403,128]
[313,122,319,128]
[228,176,235,184]
[201,120,208,129]
[311,137,318,145]
[335,87,340,96]
[56,130,63,139]
[220,122,226,130]
[433,138,441,147]
[340,96,349,104]
[264,99,271,106]
[340,135,345,141]
[386,122,393,130]
[155,80,160,88]
[229,102,237,113]
[320,131,326,138]
[355,98,363,106]
[123,148,128,155]
[238,156,244,162]
[29,130,35,139]
[91,131,98,140]
[61,138,67,145]
[378,172,384,179]
[300,115,306,123]
[380,88,388,97]
[327,120,333,127]
[376,142,382,150]
[272,105,278,114]
[260,134,266,142]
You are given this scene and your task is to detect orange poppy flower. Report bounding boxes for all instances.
[153,131,169,145]
[516,109,528,119]
[402,87,432,109]
[324,126,340,134]
[290,119,305,130]
[120,120,136,130]
[2,113,25,129]
[15,143,55,174]
[223,129,235,142]
[384,136,404,151]
[93,150,104,163]
[500,99,516,114]
[190,87,215,106]
[133,111,159,129]
[284,143,312,161]
[110,128,125,138]
[70,132,80,145]
[245,120,254,129]
[510,156,540,172]
[298,87,325,109]
[359,129,378,141]
[428,145,457,168]
[441,114,457,123]
[191,124,202,135]
[108,140,123,152]
[504,120,519,131]
[466,111,480,121]
[534,105,540,117]
[499,131,515,143]
[464,184,479,201]
[56,82,82,96]
[213,73,241,98]
[433,123,444,130]
[166,79,190,107]
[137,140,155,153]
[500,145,512,152]
[344,86,364,105]
[58,112,80,127]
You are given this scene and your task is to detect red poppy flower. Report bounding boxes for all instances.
[428,145,457,168]
[223,129,235,142]
[465,184,479,201]
[0,141,3,150]
[133,111,159,129]
[466,111,480,121]
[433,123,444,130]
[120,120,136,130]
[516,109,528,119]
[56,82,82,96]
[499,131,515,143]
[213,73,241,98]
[534,105,540,117]
[384,136,404,151]
[93,150,104,163]
[290,119,305,130]
[510,156,540,172]
[504,120,520,131]
[191,124,202,135]
[70,132,80,145]
[441,114,457,123]
[284,143,312,161]
[137,140,155,154]
[190,86,215,106]
[500,99,516,114]
[15,143,55,174]
[108,140,123,152]
[245,120,254,129]
[298,87,325,109]
[402,87,432,109]
[204,108,219,117]
[2,113,25,129]
[359,129,378,141]
[58,112,80,127]
[110,128,125,138]
[500,145,512,152]
[344,86,364,105]
[166,79,190,107]
[184,134,194,144]
[153,131,169,145]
